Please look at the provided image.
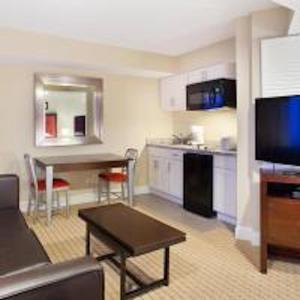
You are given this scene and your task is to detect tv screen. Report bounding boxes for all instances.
[256,95,300,166]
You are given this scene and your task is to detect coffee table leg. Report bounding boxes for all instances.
[164,247,170,286]
[86,225,90,256]
[120,252,126,300]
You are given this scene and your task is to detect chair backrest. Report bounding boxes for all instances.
[24,154,38,193]
[124,148,138,171]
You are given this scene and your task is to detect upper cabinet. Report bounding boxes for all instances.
[188,68,209,84]
[188,63,235,85]
[160,63,236,111]
[160,73,188,111]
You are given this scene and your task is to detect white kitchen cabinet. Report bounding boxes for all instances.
[208,63,236,80]
[149,155,161,190]
[167,158,183,199]
[148,147,184,204]
[214,168,236,218]
[187,68,209,84]
[160,73,187,111]
[213,155,237,224]
[149,155,167,192]
[187,63,236,84]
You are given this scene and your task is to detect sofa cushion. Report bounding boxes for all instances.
[0,210,29,233]
[0,175,19,210]
[0,210,50,277]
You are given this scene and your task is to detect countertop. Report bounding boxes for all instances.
[147,143,237,156]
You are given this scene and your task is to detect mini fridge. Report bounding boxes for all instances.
[183,153,215,218]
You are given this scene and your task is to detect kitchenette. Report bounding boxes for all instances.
[147,62,237,225]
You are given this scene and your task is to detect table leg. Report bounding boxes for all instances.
[164,247,170,286]
[46,166,53,226]
[120,252,126,300]
[127,160,134,206]
[86,225,91,256]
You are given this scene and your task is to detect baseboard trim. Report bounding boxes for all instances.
[20,185,150,212]
[216,213,236,226]
[135,185,150,194]
[149,188,183,205]
[235,225,260,246]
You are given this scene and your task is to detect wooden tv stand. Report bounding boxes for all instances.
[260,169,300,273]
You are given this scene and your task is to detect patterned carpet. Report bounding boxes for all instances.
[27,195,300,300]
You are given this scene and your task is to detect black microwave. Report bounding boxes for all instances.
[186,79,236,110]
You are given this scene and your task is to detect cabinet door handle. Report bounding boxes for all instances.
[168,162,171,172]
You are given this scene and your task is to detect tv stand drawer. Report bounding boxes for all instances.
[268,198,300,250]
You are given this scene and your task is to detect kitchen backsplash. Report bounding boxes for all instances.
[172,108,237,144]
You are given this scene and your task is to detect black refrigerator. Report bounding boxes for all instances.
[183,153,215,218]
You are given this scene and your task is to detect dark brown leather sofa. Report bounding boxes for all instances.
[0,175,104,300]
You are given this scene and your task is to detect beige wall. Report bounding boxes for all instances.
[0,65,173,204]
[172,38,237,144]
[236,7,291,244]
[0,28,177,77]
[172,109,237,144]
[0,28,178,207]
[176,38,236,72]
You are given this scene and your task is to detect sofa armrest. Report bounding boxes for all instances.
[0,175,19,211]
[0,257,104,300]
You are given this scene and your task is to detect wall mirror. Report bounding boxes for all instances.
[35,74,103,147]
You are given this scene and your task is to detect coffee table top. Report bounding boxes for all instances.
[79,203,186,256]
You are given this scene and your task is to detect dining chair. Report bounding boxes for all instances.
[24,154,71,221]
[98,148,138,204]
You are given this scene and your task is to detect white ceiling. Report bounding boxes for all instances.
[0,0,277,56]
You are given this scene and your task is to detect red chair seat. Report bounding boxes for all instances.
[99,172,127,183]
[35,178,70,191]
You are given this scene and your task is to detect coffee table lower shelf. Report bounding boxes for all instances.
[95,248,169,300]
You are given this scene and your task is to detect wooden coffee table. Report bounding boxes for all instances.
[79,203,186,300]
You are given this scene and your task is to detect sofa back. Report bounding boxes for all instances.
[0,175,19,210]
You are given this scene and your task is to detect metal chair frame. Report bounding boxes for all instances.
[98,148,138,204]
[24,154,70,221]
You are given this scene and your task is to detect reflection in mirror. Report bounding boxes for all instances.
[35,74,103,147]
[45,88,87,138]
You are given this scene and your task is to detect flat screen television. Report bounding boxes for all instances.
[256,95,300,166]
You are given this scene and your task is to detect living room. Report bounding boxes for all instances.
[0,1,300,299]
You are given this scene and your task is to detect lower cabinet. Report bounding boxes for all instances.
[148,147,237,222]
[148,155,167,192]
[167,158,183,199]
[213,155,237,224]
[148,147,183,204]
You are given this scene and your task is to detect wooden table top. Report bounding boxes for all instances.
[35,153,128,172]
[79,203,186,256]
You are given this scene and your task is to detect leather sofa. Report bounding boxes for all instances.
[0,175,104,300]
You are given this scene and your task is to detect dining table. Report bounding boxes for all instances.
[34,153,135,225]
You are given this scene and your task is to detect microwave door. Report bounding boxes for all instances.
[213,82,225,108]
[188,92,209,110]
[188,91,210,110]
[209,89,216,108]
[187,79,236,110]
[203,92,210,109]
